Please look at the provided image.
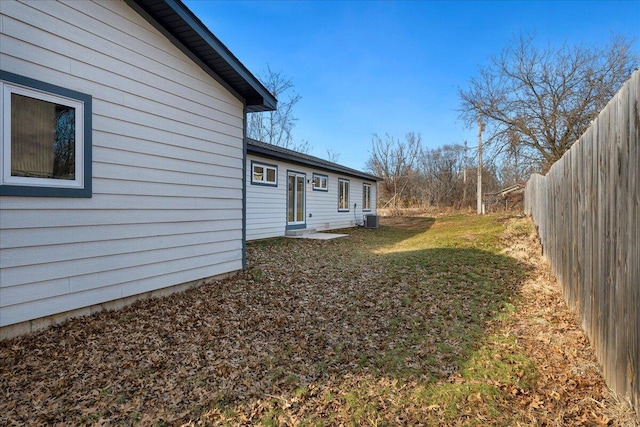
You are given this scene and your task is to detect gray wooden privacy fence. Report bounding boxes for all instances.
[525,69,639,413]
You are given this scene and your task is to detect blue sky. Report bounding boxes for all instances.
[185,0,640,171]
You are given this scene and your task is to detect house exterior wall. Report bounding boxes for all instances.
[0,0,245,328]
[246,153,377,240]
[246,156,287,241]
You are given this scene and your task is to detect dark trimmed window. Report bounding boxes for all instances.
[312,173,328,191]
[1,71,92,197]
[251,161,277,186]
[363,183,371,211]
[338,178,350,211]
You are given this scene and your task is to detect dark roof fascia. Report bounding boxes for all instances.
[126,0,276,112]
[247,139,381,182]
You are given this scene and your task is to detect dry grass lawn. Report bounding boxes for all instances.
[1,214,637,426]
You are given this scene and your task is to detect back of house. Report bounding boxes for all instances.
[246,139,380,240]
[0,0,275,338]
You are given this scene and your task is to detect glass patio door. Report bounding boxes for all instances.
[287,171,305,226]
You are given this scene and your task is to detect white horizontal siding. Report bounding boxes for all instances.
[1,228,240,269]
[245,155,287,240]
[2,241,241,298]
[0,0,246,326]
[0,218,237,249]
[3,1,242,121]
[1,259,239,326]
[304,172,377,232]
[246,154,377,240]
[0,208,238,228]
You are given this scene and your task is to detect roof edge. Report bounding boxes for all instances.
[127,0,276,112]
[165,0,276,110]
[247,139,381,182]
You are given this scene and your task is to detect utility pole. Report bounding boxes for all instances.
[463,140,468,205]
[477,113,483,215]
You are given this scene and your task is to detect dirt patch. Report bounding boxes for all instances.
[378,215,435,231]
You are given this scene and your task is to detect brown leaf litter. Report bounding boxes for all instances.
[0,215,637,426]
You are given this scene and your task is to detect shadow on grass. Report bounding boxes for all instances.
[227,217,531,424]
[245,245,526,384]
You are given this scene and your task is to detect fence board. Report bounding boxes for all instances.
[524,69,640,413]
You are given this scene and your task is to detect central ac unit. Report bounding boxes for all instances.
[364,214,379,229]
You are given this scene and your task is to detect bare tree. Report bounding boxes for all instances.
[326,149,341,163]
[247,66,310,153]
[459,34,639,171]
[366,132,422,209]
[418,144,466,207]
[496,132,538,186]
[365,133,505,209]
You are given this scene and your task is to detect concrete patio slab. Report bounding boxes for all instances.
[288,233,349,240]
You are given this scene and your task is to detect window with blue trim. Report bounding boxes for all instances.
[251,161,277,186]
[312,173,328,191]
[338,178,350,211]
[363,183,371,211]
[0,71,92,197]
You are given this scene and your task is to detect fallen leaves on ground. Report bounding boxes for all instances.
[0,214,637,426]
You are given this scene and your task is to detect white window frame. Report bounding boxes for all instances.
[251,161,277,186]
[1,82,85,190]
[312,173,328,191]
[363,183,371,211]
[338,178,350,212]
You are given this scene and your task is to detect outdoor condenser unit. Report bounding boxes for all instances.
[364,214,379,229]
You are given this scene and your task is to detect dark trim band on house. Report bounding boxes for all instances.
[126,0,277,112]
[247,138,381,182]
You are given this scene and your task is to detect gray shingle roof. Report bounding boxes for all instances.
[247,139,381,182]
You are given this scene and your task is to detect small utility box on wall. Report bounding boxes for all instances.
[364,214,379,229]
